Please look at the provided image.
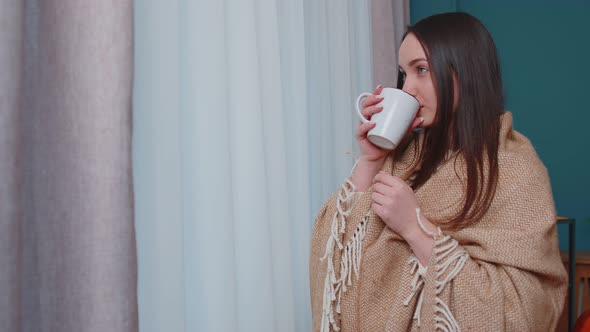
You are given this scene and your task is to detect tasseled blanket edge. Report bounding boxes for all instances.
[404,208,469,332]
[320,179,370,332]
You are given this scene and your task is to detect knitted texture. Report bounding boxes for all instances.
[309,113,567,331]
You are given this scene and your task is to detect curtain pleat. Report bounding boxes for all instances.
[371,0,410,88]
[0,1,138,331]
[134,0,373,331]
[0,0,24,330]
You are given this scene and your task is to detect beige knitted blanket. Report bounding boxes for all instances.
[309,113,567,331]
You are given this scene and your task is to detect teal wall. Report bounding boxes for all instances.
[410,0,590,250]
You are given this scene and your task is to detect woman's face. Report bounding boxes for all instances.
[398,33,438,128]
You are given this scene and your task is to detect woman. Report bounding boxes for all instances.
[309,12,567,332]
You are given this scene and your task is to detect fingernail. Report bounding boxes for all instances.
[419,117,424,123]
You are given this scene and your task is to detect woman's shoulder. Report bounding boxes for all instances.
[496,112,550,188]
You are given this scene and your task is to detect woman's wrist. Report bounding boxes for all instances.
[404,212,437,266]
[350,156,387,191]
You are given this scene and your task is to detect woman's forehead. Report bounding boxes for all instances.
[399,34,428,67]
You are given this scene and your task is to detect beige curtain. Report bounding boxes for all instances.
[371,0,410,87]
[0,1,137,331]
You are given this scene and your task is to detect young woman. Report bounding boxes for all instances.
[310,12,567,332]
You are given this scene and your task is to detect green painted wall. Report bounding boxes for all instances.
[410,0,590,250]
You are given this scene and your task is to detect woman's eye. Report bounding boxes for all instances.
[417,66,429,74]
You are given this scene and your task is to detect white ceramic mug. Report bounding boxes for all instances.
[355,87,419,150]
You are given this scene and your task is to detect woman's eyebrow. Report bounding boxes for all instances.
[409,58,428,66]
[399,58,428,71]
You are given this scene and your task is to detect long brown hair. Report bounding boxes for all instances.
[398,13,504,229]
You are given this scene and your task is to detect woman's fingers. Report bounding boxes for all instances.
[408,116,425,131]
[373,171,409,191]
[371,202,384,218]
[373,172,405,188]
[374,173,416,197]
[361,104,383,120]
[362,84,384,108]
[360,85,384,122]
[372,85,383,95]
[371,191,388,206]
[372,181,391,193]
[362,94,384,108]
[356,121,376,140]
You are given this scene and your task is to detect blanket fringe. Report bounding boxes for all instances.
[320,180,369,332]
[405,209,468,332]
[403,256,427,326]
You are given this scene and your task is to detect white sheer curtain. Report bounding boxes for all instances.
[133,1,372,331]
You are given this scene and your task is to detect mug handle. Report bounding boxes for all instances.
[355,92,373,123]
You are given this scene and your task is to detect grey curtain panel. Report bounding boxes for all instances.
[0,1,137,331]
[371,0,409,88]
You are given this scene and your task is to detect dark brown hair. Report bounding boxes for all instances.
[398,12,503,229]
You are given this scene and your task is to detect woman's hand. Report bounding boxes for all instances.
[371,172,421,237]
[350,86,389,192]
[351,85,424,192]
[356,86,425,162]
[371,172,435,265]
[356,86,388,162]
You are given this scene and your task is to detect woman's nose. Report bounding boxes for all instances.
[402,78,417,97]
